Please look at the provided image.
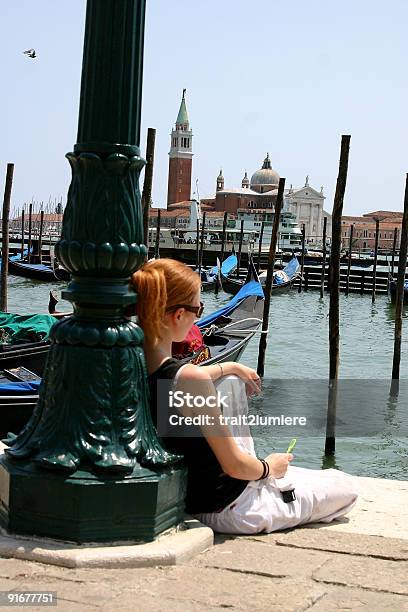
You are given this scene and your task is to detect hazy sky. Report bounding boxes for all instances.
[0,0,407,217]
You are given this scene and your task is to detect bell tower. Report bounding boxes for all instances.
[216,169,224,191]
[167,89,193,205]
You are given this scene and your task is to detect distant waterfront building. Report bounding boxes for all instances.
[162,93,330,245]
[10,213,63,234]
[149,200,216,229]
[236,205,302,250]
[341,211,403,251]
[285,177,331,244]
[201,158,331,243]
[201,154,280,214]
[167,89,193,206]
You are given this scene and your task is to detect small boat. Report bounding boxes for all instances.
[199,253,237,292]
[0,311,56,375]
[7,258,70,282]
[0,265,264,436]
[0,248,29,271]
[388,277,408,304]
[221,256,300,295]
[0,339,51,376]
[184,258,264,365]
[0,371,41,437]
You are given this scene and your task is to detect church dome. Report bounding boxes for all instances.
[250,153,280,193]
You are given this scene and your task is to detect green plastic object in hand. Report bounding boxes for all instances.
[286,438,297,453]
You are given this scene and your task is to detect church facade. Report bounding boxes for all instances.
[202,156,331,243]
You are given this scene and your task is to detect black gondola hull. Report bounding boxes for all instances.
[8,259,57,281]
[389,280,408,304]
[7,259,70,282]
[0,342,50,376]
[220,272,297,295]
[1,275,264,437]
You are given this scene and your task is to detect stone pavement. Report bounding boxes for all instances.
[0,475,407,611]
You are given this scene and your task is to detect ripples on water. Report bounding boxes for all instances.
[6,277,408,480]
[204,287,408,480]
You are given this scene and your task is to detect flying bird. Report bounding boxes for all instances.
[23,49,36,59]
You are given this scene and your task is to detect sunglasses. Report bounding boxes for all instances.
[166,301,205,318]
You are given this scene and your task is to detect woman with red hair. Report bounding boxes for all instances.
[132,259,357,534]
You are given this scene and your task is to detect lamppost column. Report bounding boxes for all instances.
[0,0,186,543]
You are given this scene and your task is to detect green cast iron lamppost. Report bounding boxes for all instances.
[0,0,185,542]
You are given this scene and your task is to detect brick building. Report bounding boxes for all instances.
[149,201,226,229]
[341,211,403,251]
[10,213,63,234]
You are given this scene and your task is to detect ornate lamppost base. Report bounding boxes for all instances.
[0,459,186,542]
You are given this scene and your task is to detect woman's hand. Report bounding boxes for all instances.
[231,363,262,396]
[264,453,293,479]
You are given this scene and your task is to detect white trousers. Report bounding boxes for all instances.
[195,375,358,535]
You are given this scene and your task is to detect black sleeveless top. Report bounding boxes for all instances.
[147,358,249,514]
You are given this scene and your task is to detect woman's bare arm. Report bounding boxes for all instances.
[175,365,291,480]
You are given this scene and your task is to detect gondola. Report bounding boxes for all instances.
[0,312,56,375]
[0,263,264,436]
[0,339,51,375]
[0,372,41,437]
[183,258,263,365]
[221,256,300,296]
[198,253,237,292]
[388,277,408,304]
[7,258,70,282]
[0,248,29,270]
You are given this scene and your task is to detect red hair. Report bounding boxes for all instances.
[131,259,201,344]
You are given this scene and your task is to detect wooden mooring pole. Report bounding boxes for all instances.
[38,209,44,264]
[345,224,354,296]
[257,217,265,272]
[257,177,285,377]
[141,128,156,247]
[325,135,351,456]
[298,224,306,293]
[215,211,228,295]
[0,163,14,313]
[20,208,25,259]
[320,216,327,298]
[195,219,200,268]
[372,218,380,303]
[220,211,228,263]
[236,219,244,278]
[391,226,398,277]
[198,211,206,279]
[27,202,33,263]
[391,174,408,380]
[154,209,161,259]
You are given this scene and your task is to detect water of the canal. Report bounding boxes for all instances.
[5,276,408,480]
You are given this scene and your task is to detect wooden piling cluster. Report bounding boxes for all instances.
[299,265,391,295]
